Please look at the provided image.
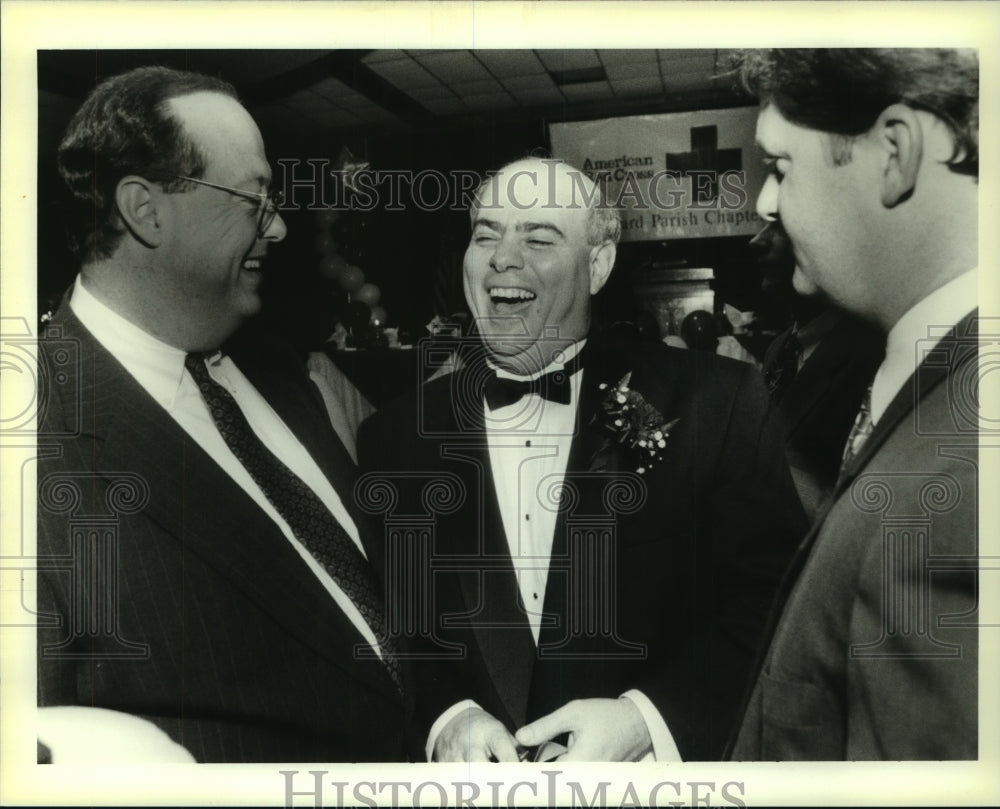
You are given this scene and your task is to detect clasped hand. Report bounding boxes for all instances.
[433,698,652,762]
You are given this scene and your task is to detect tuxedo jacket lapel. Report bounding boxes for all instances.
[442,373,536,727]
[54,309,400,703]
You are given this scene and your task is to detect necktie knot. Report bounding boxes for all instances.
[841,385,874,474]
[483,356,579,411]
[765,330,802,400]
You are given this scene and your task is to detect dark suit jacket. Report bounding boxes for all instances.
[762,313,884,517]
[36,305,408,762]
[357,333,806,760]
[731,311,979,760]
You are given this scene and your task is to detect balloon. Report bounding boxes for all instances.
[314,232,337,254]
[315,208,340,228]
[319,253,348,280]
[345,300,371,331]
[338,265,365,292]
[370,305,387,325]
[354,282,381,307]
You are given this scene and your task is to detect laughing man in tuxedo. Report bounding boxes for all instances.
[729,48,980,760]
[36,66,407,762]
[357,158,806,761]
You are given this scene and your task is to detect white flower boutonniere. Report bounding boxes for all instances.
[596,372,679,474]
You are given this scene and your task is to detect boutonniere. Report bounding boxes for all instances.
[594,372,679,474]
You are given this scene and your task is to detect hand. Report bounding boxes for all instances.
[433,706,520,762]
[515,698,652,762]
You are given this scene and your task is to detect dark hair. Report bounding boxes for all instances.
[57,66,239,262]
[733,49,978,175]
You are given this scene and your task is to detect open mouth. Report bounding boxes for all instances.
[489,286,536,311]
[242,256,265,273]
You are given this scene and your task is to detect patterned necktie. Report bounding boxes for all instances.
[483,354,580,411]
[841,385,874,474]
[764,330,802,401]
[184,353,401,693]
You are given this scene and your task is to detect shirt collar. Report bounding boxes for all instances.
[69,275,191,410]
[870,268,977,424]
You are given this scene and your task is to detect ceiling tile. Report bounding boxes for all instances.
[658,49,717,64]
[473,50,548,77]
[318,109,363,127]
[361,49,409,63]
[416,51,493,82]
[405,49,459,57]
[535,49,601,72]
[449,78,505,98]
[559,81,613,102]
[406,85,460,103]
[333,93,381,111]
[308,77,356,100]
[461,93,519,112]
[660,70,718,91]
[500,74,558,93]
[507,85,565,106]
[367,58,440,89]
[598,50,658,67]
[610,76,665,97]
[603,61,660,81]
[419,97,469,116]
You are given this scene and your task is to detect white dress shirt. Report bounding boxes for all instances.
[70,277,383,657]
[870,269,978,425]
[428,340,681,762]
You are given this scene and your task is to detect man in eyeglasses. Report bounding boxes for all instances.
[36,66,408,762]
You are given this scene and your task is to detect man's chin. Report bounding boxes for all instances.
[481,336,578,376]
[791,265,822,298]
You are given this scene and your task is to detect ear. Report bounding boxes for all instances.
[588,241,616,295]
[875,103,923,208]
[115,176,163,248]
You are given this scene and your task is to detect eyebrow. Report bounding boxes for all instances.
[471,218,566,239]
[754,139,783,158]
[236,172,271,191]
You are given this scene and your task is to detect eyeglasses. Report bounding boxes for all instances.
[158,174,284,238]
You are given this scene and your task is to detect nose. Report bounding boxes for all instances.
[489,232,523,273]
[262,211,287,242]
[756,174,779,222]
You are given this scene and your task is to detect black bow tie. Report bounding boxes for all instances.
[483,356,580,411]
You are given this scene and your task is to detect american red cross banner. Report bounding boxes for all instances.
[549,107,766,241]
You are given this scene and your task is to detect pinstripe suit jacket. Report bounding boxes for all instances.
[36,305,408,762]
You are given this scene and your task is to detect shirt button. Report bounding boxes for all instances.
[525,513,530,521]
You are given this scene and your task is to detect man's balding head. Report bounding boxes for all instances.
[463,158,620,374]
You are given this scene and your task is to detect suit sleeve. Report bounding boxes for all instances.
[356,410,478,759]
[635,363,808,760]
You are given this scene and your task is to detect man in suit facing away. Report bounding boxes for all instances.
[358,158,806,761]
[755,221,885,517]
[36,66,407,762]
[730,49,980,759]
